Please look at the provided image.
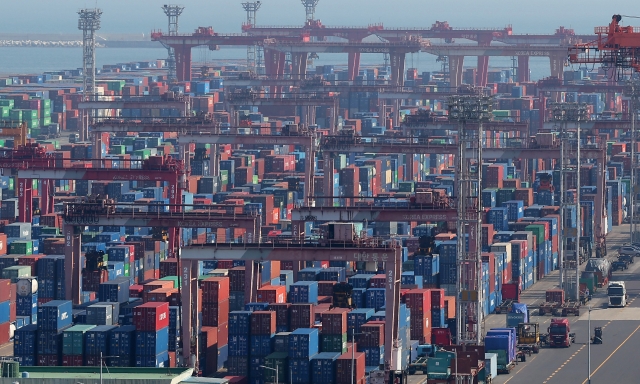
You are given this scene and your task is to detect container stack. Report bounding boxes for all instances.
[320,308,348,353]
[36,300,73,366]
[62,324,95,366]
[84,325,117,366]
[133,302,169,367]
[249,311,276,381]
[227,311,251,376]
[289,328,320,383]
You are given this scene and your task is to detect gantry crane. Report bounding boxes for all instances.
[568,14,640,77]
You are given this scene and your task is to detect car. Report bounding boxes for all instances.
[618,246,640,256]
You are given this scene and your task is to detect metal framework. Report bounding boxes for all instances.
[301,0,319,22]
[242,2,262,73]
[448,94,492,344]
[162,4,185,82]
[625,82,640,242]
[77,8,102,142]
[551,102,588,301]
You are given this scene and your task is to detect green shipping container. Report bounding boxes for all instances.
[63,325,96,355]
[40,99,51,111]
[220,170,228,185]
[41,227,60,235]
[524,224,545,245]
[253,175,258,184]
[110,145,126,155]
[321,334,348,353]
[25,119,39,129]
[1,266,31,282]
[0,107,9,118]
[9,110,22,121]
[133,149,151,160]
[9,241,33,255]
[0,99,14,108]
[124,263,130,277]
[263,352,288,383]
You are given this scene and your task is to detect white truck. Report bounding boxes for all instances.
[607,281,628,307]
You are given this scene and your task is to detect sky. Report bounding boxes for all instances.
[1,0,637,36]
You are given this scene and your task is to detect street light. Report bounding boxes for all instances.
[550,102,588,302]
[448,92,492,345]
[260,364,278,384]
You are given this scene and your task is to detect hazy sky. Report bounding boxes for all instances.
[1,0,637,36]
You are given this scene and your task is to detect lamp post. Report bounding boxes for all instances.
[99,352,119,384]
[550,102,588,301]
[448,92,493,345]
[588,305,592,384]
[260,365,278,384]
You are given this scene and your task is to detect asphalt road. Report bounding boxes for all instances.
[492,223,640,384]
[407,223,636,384]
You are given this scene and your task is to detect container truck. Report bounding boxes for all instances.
[607,281,628,307]
[547,318,575,348]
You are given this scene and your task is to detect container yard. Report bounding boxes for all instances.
[2,3,640,384]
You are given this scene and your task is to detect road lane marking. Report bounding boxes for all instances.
[503,355,537,384]
[580,324,640,384]
[543,344,585,382]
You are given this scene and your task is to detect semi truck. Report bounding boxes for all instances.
[547,318,575,348]
[607,281,628,307]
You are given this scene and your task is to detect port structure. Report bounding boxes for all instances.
[61,202,261,306]
[77,8,102,143]
[0,144,186,247]
[551,102,589,301]
[161,4,185,82]
[241,1,261,73]
[90,118,318,205]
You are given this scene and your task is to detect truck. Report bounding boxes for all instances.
[547,318,575,348]
[607,281,628,307]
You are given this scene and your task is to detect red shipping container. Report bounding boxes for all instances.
[358,323,384,347]
[62,355,84,366]
[314,304,332,323]
[444,296,456,319]
[224,377,249,384]
[289,304,314,329]
[268,303,291,327]
[250,311,276,335]
[431,328,452,346]
[336,352,366,384]
[129,285,144,298]
[321,308,349,334]
[369,274,386,288]
[202,299,230,327]
[38,354,60,366]
[146,288,177,303]
[0,322,9,345]
[143,280,174,295]
[84,355,101,366]
[404,289,432,314]
[200,277,231,303]
[217,322,229,346]
[256,285,286,304]
[0,279,11,302]
[133,302,169,331]
[200,326,219,376]
[217,260,234,269]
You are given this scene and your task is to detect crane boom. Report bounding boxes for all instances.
[568,14,640,74]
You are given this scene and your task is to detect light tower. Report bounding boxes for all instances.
[77,8,102,142]
[449,93,492,344]
[552,102,588,301]
[242,1,261,73]
[301,0,319,22]
[162,4,185,82]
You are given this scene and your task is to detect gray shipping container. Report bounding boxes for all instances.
[485,352,498,379]
[86,304,113,325]
[4,222,31,239]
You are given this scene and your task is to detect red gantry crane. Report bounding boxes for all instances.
[568,14,640,76]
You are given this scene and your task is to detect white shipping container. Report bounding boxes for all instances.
[331,222,355,242]
[490,242,512,264]
[485,353,498,379]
